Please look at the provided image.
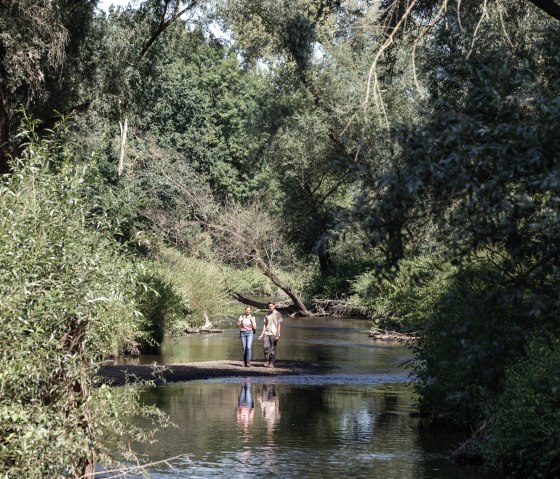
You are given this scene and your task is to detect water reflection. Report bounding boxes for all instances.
[258,383,281,442]
[235,382,255,472]
[123,317,493,479]
[236,382,255,434]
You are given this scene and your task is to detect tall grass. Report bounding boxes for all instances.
[151,246,230,329]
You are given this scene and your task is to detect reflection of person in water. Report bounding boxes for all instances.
[236,382,255,434]
[258,384,280,437]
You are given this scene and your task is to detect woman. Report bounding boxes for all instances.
[237,306,257,367]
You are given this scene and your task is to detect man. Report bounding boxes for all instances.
[258,302,283,368]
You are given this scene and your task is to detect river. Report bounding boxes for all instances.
[114,316,490,479]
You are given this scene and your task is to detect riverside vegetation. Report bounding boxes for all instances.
[1,1,559,478]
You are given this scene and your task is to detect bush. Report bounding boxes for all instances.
[305,257,373,299]
[484,338,560,478]
[0,124,149,477]
[303,233,378,299]
[136,271,191,348]
[351,255,455,331]
[410,260,529,427]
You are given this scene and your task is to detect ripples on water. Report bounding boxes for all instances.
[105,316,491,479]
[205,373,410,385]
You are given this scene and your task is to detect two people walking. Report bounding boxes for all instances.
[237,302,283,368]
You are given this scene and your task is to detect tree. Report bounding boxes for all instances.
[218,0,376,274]
[206,202,312,316]
[0,0,97,173]
[136,152,313,315]
[82,1,202,177]
[356,3,560,468]
[266,106,353,274]
[133,24,268,199]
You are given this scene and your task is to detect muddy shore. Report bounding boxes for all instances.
[97,360,336,386]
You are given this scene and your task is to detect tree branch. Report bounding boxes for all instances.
[528,0,560,21]
[137,1,198,63]
[317,175,348,205]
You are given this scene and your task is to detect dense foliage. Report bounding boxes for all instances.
[2,0,560,476]
[0,124,161,477]
[484,338,560,478]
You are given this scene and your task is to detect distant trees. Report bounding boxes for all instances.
[133,24,268,199]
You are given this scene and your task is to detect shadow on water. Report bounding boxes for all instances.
[108,316,493,479]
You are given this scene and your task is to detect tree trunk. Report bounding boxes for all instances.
[118,112,128,177]
[252,249,311,316]
[317,243,332,275]
[231,293,271,310]
[386,224,403,268]
[385,184,405,269]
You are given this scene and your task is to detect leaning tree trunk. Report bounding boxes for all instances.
[252,249,311,316]
[197,219,312,316]
[230,292,272,311]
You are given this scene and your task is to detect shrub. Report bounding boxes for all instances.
[484,338,560,478]
[305,257,373,299]
[136,271,191,348]
[410,260,529,427]
[0,124,149,477]
[151,245,230,327]
[351,255,455,330]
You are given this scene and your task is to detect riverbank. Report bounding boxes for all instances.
[97,359,336,386]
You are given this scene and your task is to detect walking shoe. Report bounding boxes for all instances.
[268,362,274,368]
[264,361,270,368]
[246,361,251,367]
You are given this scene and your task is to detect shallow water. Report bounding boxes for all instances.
[114,316,491,479]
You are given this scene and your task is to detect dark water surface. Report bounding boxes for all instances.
[119,316,490,479]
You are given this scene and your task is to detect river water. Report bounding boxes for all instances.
[119,316,490,479]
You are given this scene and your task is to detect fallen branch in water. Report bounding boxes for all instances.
[311,298,372,318]
[451,421,486,465]
[78,454,187,479]
[185,327,224,334]
[368,327,421,342]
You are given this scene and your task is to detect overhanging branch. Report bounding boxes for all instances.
[137,1,198,63]
[528,0,560,21]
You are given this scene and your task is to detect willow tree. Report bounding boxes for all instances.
[217,0,379,275]
[0,0,97,173]
[352,1,560,473]
[0,123,166,478]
